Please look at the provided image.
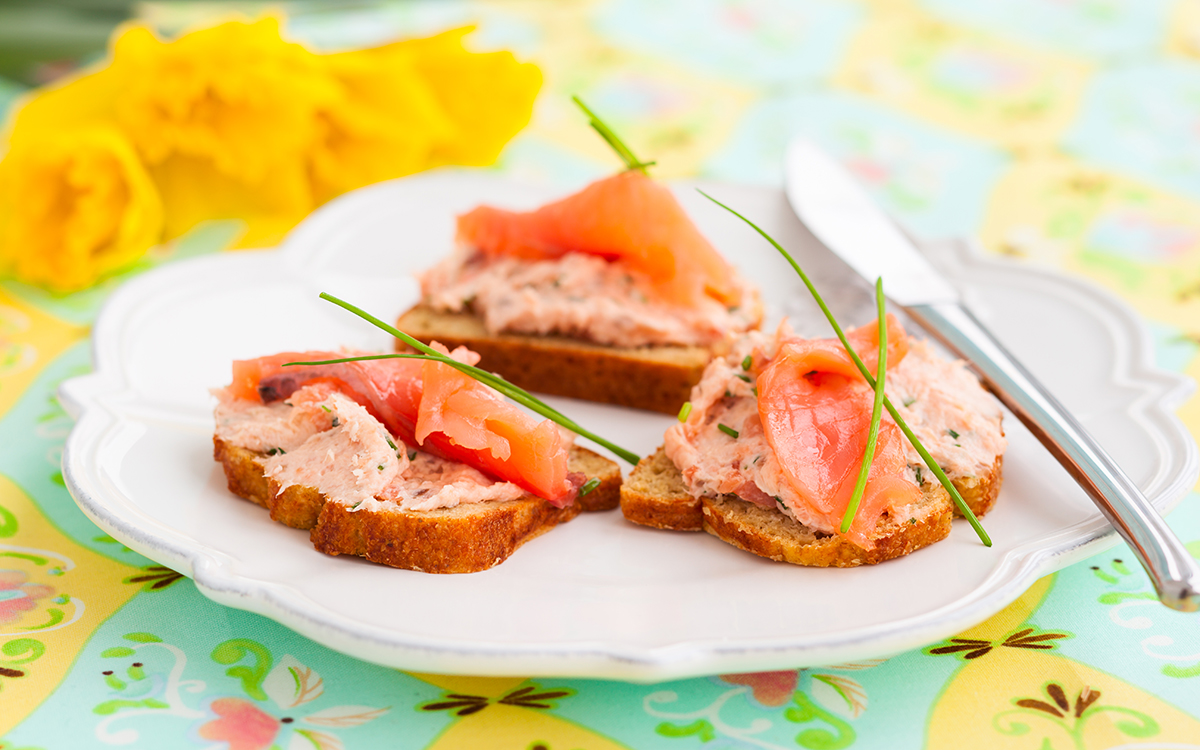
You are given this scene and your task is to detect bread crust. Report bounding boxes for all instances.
[214,436,620,573]
[396,305,711,414]
[701,491,952,567]
[619,445,997,566]
[620,447,1003,535]
[619,447,705,531]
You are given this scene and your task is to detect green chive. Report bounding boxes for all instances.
[735,373,752,383]
[320,404,331,412]
[580,477,601,496]
[407,448,417,461]
[718,424,739,438]
[903,397,917,407]
[741,355,753,371]
[947,429,960,439]
[350,500,364,511]
[377,465,384,471]
[385,436,397,450]
[915,466,924,485]
[841,278,888,534]
[698,190,991,547]
[678,401,693,422]
[573,96,655,174]
[292,294,641,466]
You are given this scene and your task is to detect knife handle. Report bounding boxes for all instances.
[906,301,1200,612]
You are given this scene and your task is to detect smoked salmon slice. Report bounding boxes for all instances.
[228,347,579,506]
[456,170,740,308]
[756,316,921,549]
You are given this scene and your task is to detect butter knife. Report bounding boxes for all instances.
[784,138,1200,611]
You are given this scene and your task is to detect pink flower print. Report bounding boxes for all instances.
[0,569,53,626]
[198,698,280,750]
[720,670,798,707]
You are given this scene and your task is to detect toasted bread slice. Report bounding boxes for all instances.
[620,447,1002,536]
[396,305,710,414]
[620,446,996,566]
[619,447,704,531]
[700,487,953,567]
[214,437,621,573]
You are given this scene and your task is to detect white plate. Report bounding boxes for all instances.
[60,171,1198,682]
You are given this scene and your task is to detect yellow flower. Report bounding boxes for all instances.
[310,28,542,203]
[10,17,334,248]
[107,17,338,245]
[403,28,543,166]
[1,17,542,285]
[0,127,163,292]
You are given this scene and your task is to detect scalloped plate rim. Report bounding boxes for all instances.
[60,171,1199,682]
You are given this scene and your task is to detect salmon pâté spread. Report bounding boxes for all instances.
[420,171,763,348]
[664,320,1006,550]
[214,345,585,512]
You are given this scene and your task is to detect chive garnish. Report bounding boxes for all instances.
[736,373,752,383]
[320,404,331,412]
[947,429,960,439]
[377,464,384,471]
[741,355,753,371]
[841,278,888,534]
[915,466,924,485]
[287,293,641,467]
[678,401,693,422]
[572,96,656,173]
[718,423,739,438]
[903,397,917,407]
[385,436,397,450]
[407,448,417,462]
[698,190,991,547]
[579,477,601,496]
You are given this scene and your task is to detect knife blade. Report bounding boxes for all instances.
[784,137,1200,612]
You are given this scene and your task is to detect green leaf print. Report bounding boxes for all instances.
[785,692,855,750]
[655,719,716,742]
[123,632,163,643]
[1163,663,1200,679]
[0,503,17,538]
[1,639,45,665]
[20,608,63,630]
[101,647,136,659]
[93,698,168,715]
[211,638,273,701]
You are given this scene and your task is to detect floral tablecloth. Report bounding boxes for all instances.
[3,1,1200,747]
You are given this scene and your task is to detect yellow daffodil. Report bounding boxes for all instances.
[0,17,542,291]
[311,27,542,202]
[403,28,544,166]
[108,17,338,245]
[0,127,163,292]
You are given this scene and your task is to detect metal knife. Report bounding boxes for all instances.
[784,138,1200,612]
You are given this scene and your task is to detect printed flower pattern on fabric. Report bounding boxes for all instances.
[1090,555,1200,679]
[925,626,1071,661]
[0,542,85,637]
[994,681,1158,750]
[91,632,388,748]
[420,684,574,717]
[647,662,883,748]
[0,570,52,626]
